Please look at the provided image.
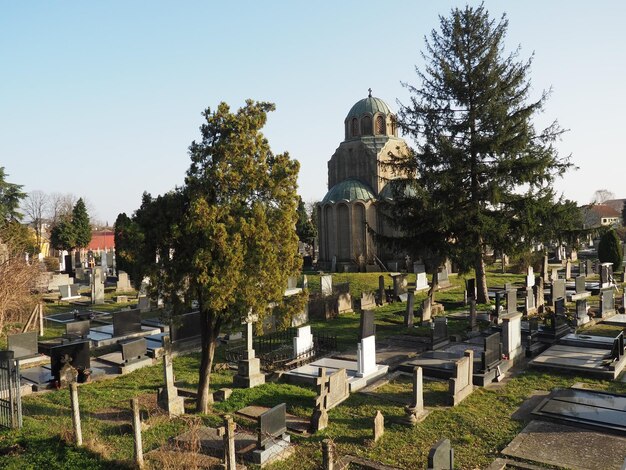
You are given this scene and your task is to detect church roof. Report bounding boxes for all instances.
[321,179,375,204]
[345,95,392,121]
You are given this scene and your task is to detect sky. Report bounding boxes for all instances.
[2,1,625,224]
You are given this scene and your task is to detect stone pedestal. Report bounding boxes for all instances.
[233,321,265,389]
[157,345,185,416]
[403,366,430,425]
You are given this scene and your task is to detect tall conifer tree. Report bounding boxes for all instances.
[389,4,572,303]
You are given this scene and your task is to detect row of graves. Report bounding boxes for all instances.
[44,267,134,306]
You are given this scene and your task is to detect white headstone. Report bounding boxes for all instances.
[526,266,535,287]
[357,335,377,377]
[293,325,314,356]
[321,275,333,296]
[500,312,522,361]
[414,263,429,290]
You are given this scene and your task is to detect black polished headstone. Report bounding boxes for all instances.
[428,438,454,470]
[170,311,201,342]
[554,297,566,315]
[113,309,142,337]
[65,320,90,339]
[481,332,502,372]
[360,310,375,339]
[49,340,90,382]
[466,278,476,300]
[7,332,38,359]
[258,402,287,449]
[121,338,147,363]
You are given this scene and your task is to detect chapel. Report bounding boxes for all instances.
[317,91,410,271]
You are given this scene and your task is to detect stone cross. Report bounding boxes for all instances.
[310,367,330,432]
[157,338,185,416]
[223,414,237,470]
[372,410,384,443]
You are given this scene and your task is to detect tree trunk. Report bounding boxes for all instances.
[196,310,222,414]
[475,242,489,304]
[428,269,439,303]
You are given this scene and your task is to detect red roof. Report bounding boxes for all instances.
[88,230,115,250]
[588,204,620,218]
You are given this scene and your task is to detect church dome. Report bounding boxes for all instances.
[379,179,417,201]
[345,95,392,121]
[321,179,375,204]
[344,90,397,139]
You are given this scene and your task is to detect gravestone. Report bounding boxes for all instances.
[310,367,330,432]
[500,312,522,361]
[372,410,384,443]
[414,263,429,291]
[469,300,478,332]
[117,271,132,291]
[357,335,376,377]
[7,332,38,360]
[551,279,566,305]
[257,403,287,450]
[428,438,454,470]
[378,275,385,305]
[404,290,415,327]
[542,255,549,280]
[586,259,594,275]
[49,340,90,384]
[293,325,314,356]
[481,332,502,373]
[233,317,265,388]
[565,259,572,280]
[600,263,613,288]
[321,275,333,296]
[600,288,616,317]
[287,276,298,289]
[360,310,376,339]
[403,366,429,425]
[360,292,376,310]
[421,297,432,324]
[121,338,147,363]
[101,251,108,271]
[534,277,545,312]
[554,297,566,315]
[551,267,559,282]
[526,266,535,288]
[65,320,90,340]
[506,289,517,314]
[579,260,586,276]
[326,368,349,409]
[113,309,142,337]
[157,339,185,416]
[466,278,476,300]
[390,273,407,299]
[575,275,586,294]
[137,295,150,313]
[170,311,202,344]
[494,291,502,316]
[430,317,449,350]
[448,350,474,406]
[91,266,105,305]
[525,287,536,314]
[59,284,80,300]
[576,298,589,326]
[437,265,451,288]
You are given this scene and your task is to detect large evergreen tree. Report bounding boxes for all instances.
[389,5,572,303]
[138,101,301,412]
[72,198,91,248]
[0,167,25,223]
[598,229,623,272]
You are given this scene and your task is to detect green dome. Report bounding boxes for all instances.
[322,179,375,204]
[346,96,392,120]
[379,179,417,201]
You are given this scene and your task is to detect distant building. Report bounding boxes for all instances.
[88,229,115,251]
[581,204,621,228]
[317,92,410,271]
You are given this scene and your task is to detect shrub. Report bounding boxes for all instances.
[598,229,623,272]
[43,256,59,272]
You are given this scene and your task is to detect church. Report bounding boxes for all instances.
[317,91,411,272]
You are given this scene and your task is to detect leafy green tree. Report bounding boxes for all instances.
[389,4,572,303]
[622,201,626,227]
[113,212,144,279]
[49,218,76,251]
[598,229,623,272]
[295,196,316,246]
[140,101,301,412]
[72,198,91,248]
[0,167,26,223]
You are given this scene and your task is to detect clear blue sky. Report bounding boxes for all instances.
[2,1,625,224]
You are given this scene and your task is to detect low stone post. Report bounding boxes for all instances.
[224,414,237,470]
[322,439,335,470]
[131,398,144,468]
[372,410,384,443]
[69,382,82,446]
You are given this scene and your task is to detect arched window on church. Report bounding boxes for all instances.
[390,116,397,136]
[361,115,372,135]
[351,118,359,137]
[375,115,385,135]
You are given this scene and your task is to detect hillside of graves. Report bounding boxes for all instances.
[1,258,625,469]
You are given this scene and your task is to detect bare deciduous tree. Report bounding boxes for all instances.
[591,189,615,204]
[22,190,49,251]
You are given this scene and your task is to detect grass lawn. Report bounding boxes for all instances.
[1,271,625,469]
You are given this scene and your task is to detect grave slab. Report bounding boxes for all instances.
[502,420,626,470]
[602,313,626,327]
[88,324,161,347]
[236,405,310,435]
